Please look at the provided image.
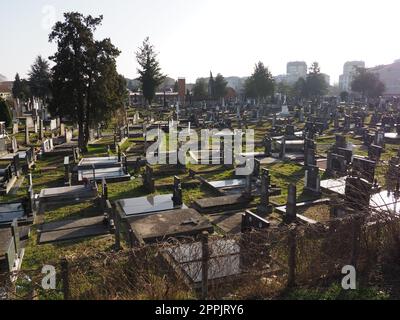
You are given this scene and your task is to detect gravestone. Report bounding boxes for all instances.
[336,147,353,164]
[285,125,295,137]
[374,130,385,147]
[352,157,376,183]
[64,156,71,186]
[143,164,155,193]
[280,137,286,159]
[172,176,183,207]
[253,159,261,177]
[284,184,297,224]
[264,136,272,157]
[368,144,383,162]
[39,118,44,140]
[12,121,19,134]
[241,210,270,233]
[25,120,30,145]
[326,151,347,176]
[345,177,372,212]
[257,168,273,215]
[335,135,347,149]
[304,165,321,194]
[11,137,18,154]
[13,154,20,178]
[11,219,20,254]
[304,138,316,166]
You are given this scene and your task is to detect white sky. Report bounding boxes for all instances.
[1,0,400,85]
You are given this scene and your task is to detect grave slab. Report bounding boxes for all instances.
[39,216,109,244]
[166,239,241,284]
[116,194,187,218]
[128,208,213,243]
[39,185,98,203]
[78,167,130,183]
[193,194,252,214]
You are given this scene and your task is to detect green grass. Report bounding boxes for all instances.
[285,283,389,300]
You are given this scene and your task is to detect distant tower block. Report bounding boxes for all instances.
[178,78,186,105]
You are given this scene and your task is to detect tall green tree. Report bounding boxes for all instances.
[0,98,12,127]
[12,73,31,101]
[214,73,228,100]
[173,80,179,93]
[28,55,51,101]
[49,12,126,150]
[136,37,165,106]
[245,61,274,104]
[192,78,208,100]
[305,62,328,101]
[292,78,308,101]
[351,67,385,100]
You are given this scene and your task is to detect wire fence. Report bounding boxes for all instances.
[2,208,400,300]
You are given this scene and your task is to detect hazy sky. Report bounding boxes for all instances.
[1,0,400,85]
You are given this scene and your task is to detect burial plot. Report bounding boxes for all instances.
[326,152,348,176]
[193,194,252,214]
[165,238,241,287]
[0,162,18,195]
[352,156,376,184]
[384,132,400,143]
[115,194,188,219]
[77,156,122,170]
[126,208,213,245]
[369,190,400,215]
[0,148,35,173]
[0,222,29,272]
[241,210,270,232]
[344,177,372,212]
[77,156,130,184]
[275,139,305,161]
[320,176,347,195]
[304,165,321,195]
[0,203,29,226]
[39,185,98,204]
[38,216,109,244]
[368,144,383,162]
[78,166,130,183]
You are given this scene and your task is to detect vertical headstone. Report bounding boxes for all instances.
[257,168,272,215]
[304,165,321,194]
[25,120,30,145]
[39,118,44,141]
[280,137,286,160]
[172,176,183,207]
[11,219,20,254]
[285,184,297,224]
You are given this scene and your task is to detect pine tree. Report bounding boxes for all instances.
[136,37,165,106]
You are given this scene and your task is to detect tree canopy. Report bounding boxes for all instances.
[28,55,51,101]
[351,67,385,99]
[12,73,31,101]
[305,62,328,100]
[136,37,165,106]
[245,61,274,102]
[213,73,228,100]
[0,98,12,127]
[49,12,127,150]
[192,78,208,100]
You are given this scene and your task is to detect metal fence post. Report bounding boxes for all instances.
[201,231,209,300]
